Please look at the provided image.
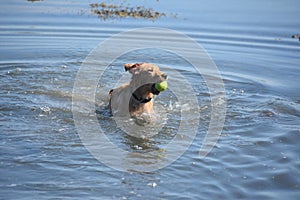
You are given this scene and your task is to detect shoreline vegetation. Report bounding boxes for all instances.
[26,0,168,21]
[90,2,166,20]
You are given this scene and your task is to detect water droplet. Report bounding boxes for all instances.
[40,106,51,113]
[147,182,157,187]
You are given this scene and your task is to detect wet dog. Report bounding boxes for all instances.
[109,63,167,122]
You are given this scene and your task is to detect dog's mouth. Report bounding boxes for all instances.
[151,80,168,95]
[151,84,160,95]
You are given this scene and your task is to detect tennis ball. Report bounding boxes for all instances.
[155,81,168,92]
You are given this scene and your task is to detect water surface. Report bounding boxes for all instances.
[1,0,300,199]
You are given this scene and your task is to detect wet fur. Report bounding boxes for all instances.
[109,63,167,120]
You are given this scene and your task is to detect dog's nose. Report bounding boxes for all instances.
[161,74,168,80]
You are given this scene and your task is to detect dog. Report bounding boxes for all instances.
[109,63,167,122]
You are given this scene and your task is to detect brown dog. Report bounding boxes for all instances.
[109,63,167,120]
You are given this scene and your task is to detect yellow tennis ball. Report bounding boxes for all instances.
[155,81,168,92]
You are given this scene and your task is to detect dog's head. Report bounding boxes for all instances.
[124,63,168,95]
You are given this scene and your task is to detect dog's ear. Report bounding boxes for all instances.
[124,63,142,74]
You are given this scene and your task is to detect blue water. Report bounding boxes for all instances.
[1,0,300,199]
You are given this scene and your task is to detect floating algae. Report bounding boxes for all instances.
[90,2,166,20]
[291,34,300,42]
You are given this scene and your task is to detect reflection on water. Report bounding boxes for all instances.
[1,0,300,199]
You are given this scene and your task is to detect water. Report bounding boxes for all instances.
[1,0,300,199]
